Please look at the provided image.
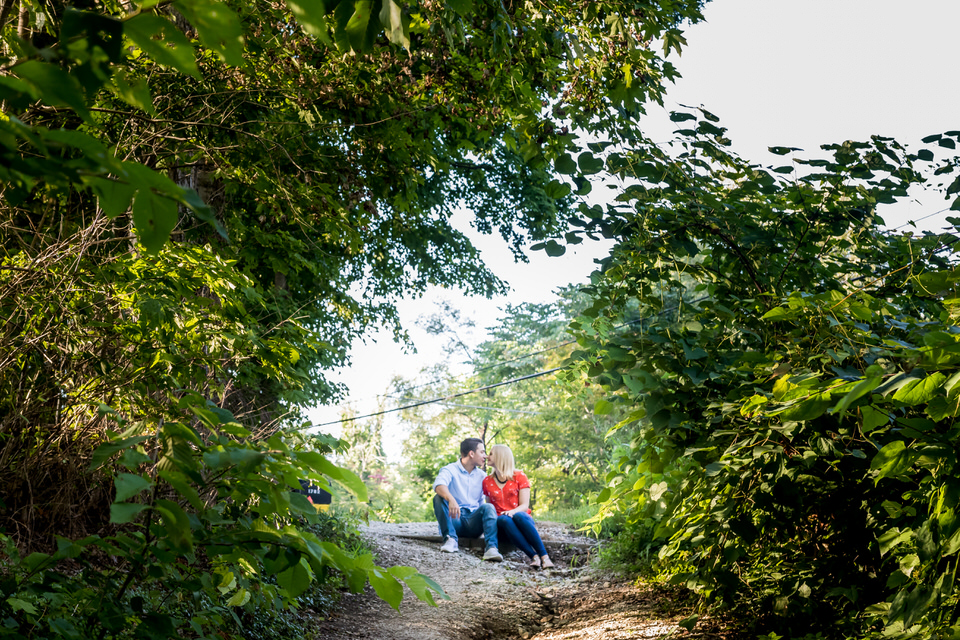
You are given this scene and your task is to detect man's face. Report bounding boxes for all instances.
[469,445,487,468]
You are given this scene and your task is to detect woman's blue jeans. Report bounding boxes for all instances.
[496,512,547,559]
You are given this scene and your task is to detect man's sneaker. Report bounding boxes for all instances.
[482,547,503,562]
[440,537,458,553]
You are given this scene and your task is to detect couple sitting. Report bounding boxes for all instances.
[432,438,554,568]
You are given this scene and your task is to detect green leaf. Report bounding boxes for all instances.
[578,151,604,175]
[861,405,889,433]
[555,153,577,175]
[870,441,920,483]
[14,61,92,122]
[158,469,203,511]
[778,394,831,422]
[110,502,149,524]
[133,190,179,254]
[379,0,410,49]
[681,341,708,360]
[761,307,792,321]
[287,0,333,43]
[678,614,698,631]
[368,567,404,611]
[225,587,251,606]
[114,473,153,502]
[0,75,38,111]
[594,399,613,415]
[23,552,52,573]
[62,9,124,63]
[124,14,200,78]
[174,0,245,66]
[297,451,368,501]
[447,0,474,16]
[110,69,157,116]
[89,435,153,470]
[344,0,377,52]
[544,240,566,257]
[892,372,946,406]
[277,559,312,597]
[544,179,572,200]
[6,598,38,615]
[832,376,881,418]
[388,566,448,605]
[154,499,194,553]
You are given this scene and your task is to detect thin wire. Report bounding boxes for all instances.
[323,207,957,424]
[888,206,952,231]
[311,367,562,428]
[437,402,543,415]
[334,209,954,410]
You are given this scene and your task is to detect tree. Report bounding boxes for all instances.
[394,286,617,512]
[0,0,708,635]
[471,287,614,510]
[567,110,960,637]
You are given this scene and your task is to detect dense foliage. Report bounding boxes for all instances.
[569,111,960,637]
[0,0,706,636]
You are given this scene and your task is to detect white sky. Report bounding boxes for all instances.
[307,0,960,446]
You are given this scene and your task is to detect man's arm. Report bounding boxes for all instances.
[435,484,460,520]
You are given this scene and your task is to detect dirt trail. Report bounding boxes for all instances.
[314,521,728,640]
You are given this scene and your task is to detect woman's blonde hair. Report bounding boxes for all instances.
[488,444,517,482]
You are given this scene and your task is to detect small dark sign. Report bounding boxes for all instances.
[297,479,332,505]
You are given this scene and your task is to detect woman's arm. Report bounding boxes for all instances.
[505,487,531,517]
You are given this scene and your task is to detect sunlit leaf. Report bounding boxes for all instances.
[125,14,200,78]
[175,0,245,66]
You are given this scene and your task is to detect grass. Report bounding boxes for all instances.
[536,502,600,528]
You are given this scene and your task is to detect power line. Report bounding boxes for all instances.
[321,210,960,427]
[437,402,543,415]
[331,296,708,420]
[336,209,958,410]
[889,206,952,231]
[311,367,562,428]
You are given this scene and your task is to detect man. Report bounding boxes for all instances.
[433,437,503,561]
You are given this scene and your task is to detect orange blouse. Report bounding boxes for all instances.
[482,471,531,515]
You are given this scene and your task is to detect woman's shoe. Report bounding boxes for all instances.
[528,555,541,568]
[540,555,555,569]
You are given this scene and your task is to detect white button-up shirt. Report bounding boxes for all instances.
[433,460,485,512]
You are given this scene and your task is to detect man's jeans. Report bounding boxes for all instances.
[497,512,547,559]
[433,495,499,551]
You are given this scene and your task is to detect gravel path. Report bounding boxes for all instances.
[312,521,729,640]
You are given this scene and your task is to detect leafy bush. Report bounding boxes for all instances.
[0,399,445,639]
[574,113,960,638]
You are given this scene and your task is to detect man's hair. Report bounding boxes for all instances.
[460,438,484,458]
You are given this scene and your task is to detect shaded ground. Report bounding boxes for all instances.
[314,521,733,640]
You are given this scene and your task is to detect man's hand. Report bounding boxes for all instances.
[435,484,460,520]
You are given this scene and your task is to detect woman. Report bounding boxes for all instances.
[482,444,554,568]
